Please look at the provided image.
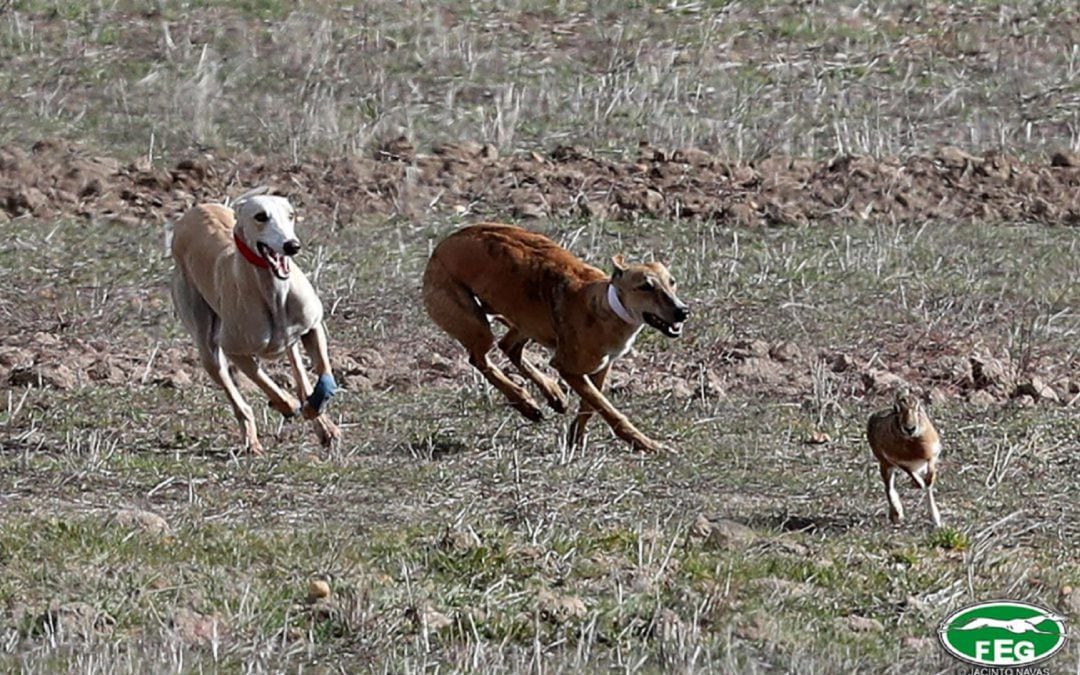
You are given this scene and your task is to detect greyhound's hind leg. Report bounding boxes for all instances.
[229,354,302,418]
[173,274,263,454]
[202,348,263,454]
[423,266,544,421]
[499,327,569,413]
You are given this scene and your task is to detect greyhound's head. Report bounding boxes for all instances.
[610,255,690,337]
[893,389,925,437]
[234,195,301,280]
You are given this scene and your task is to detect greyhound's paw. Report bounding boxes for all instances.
[547,394,570,414]
[244,438,266,456]
[631,436,671,454]
[314,416,341,447]
[271,397,302,418]
[513,400,545,422]
[303,374,338,419]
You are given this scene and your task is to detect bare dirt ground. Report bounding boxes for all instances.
[1,139,1077,407]
[4,137,1080,229]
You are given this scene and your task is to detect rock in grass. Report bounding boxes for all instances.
[1051,151,1080,167]
[690,515,759,550]
[1059,586,1080,617]
[971,354,1010,389]
[9,362,78,389]
[968,389,998,407]
[408,606,453,632]
[901,635,935,650]
[439,527,481,553]
[689,514,713,540]
[538,589,587,624]
[704,519,758,551]
[307,579,331,603]
[171,608,228,647]
[862,369,906,393]
[112,508,170,534]
[750,576,812,598]
[734,610,774,641]
[927,386,949,406]
[935,146,979,169]
[1013,376,1060,403]
[841,615,884,633]
[769,341,802,362]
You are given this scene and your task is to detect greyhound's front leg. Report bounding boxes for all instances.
[300,325,337,419]
[558,370,665,453]
[566,365,609,449]
[287,342,340,448]
[229,355,302,417]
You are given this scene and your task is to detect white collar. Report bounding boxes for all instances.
[607,284,637,325]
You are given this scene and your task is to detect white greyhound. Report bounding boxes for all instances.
[170,194,340,454]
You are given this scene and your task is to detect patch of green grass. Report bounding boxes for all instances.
[927,527,971,551]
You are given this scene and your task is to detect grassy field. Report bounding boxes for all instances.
[1,1,1079,673]
[2,0,1078,160]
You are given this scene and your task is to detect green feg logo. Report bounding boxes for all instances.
[938,600,1067,666]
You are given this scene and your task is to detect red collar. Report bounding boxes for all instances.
[234,231,269,269]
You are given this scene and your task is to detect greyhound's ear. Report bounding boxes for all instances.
[611,254,627,278]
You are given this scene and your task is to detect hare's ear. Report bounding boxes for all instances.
[611,254,627,279]
[891,387,906,410]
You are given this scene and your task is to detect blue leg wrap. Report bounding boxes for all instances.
[305,374,337,415]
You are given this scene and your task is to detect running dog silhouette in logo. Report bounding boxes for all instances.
[953,613,1065,636]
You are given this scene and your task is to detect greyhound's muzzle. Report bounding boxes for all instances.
[257,241,296,280]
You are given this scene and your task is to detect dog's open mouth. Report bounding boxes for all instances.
[257,242,291,280]
[644,312,684,337]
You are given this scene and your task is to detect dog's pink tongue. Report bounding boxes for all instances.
[274,255,290,277]
[264,250,289,278]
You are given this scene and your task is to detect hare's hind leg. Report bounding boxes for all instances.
[924,461,942,528]
[880,463,904,523]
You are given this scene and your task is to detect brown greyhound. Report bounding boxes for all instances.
[422,223,690,452]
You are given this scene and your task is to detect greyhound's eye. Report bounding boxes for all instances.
[253,212,269,223]
[669,277,677,288]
